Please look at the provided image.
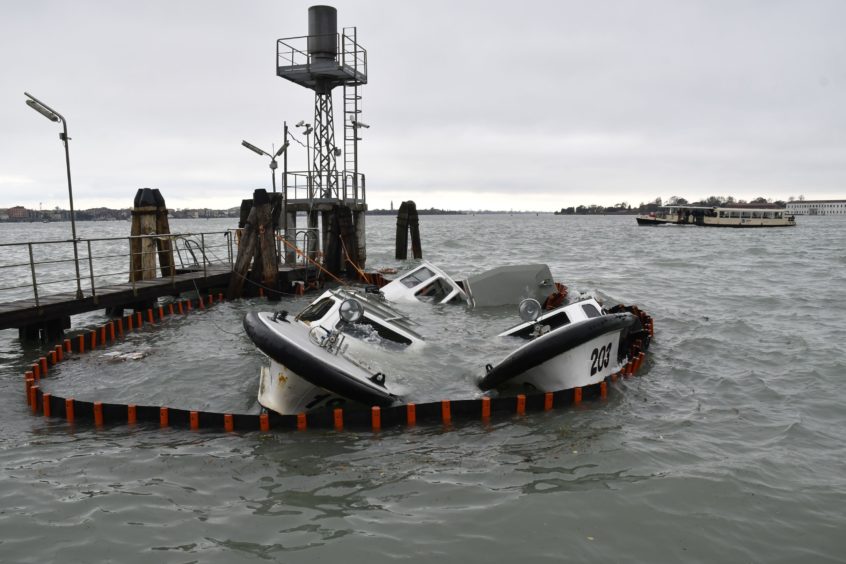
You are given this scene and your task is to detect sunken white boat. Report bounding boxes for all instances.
[244,288,423,414]
[380,261,558,308]
[478,297,647,393]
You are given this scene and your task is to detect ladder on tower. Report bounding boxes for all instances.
[342,27,362,201]
[343,86,360,177]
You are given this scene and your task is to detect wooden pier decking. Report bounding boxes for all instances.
[0,265,234,332]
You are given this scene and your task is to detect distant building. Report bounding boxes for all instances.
[785,199,846,215]
[6,206,29,221]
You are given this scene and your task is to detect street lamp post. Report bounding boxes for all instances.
[295,121,313,199]
[241,138,289,264]
[24,92,83,300]
[241,139,288,193]
[350,116,370,201]
[293,121,316,260]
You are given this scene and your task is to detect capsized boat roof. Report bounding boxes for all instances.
[463,264,555,308]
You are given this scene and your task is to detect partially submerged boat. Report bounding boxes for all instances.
[478,297,646,393]
[245,263,649,416]
[636,205,796,227]
[244,288,422,414]
[379,262,468,305]
[380,261,558,308]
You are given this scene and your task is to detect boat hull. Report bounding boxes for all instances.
[636,216,680,226]
[244,311,399,414]
[479,313,641,392]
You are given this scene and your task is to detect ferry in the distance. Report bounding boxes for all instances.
[636,205,796,228]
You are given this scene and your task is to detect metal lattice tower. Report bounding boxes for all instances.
[276,6,367,202]
[275,5,369,276]
[312,92,337,198]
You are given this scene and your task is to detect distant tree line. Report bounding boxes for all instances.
[554,195,797,215]
[367,207,464,215]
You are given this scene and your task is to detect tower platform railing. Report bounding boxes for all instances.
[276,32,367,87]
[283,171,366,206]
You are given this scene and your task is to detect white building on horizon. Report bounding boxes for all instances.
[785,199,846,215]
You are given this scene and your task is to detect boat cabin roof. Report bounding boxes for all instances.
[659,204,786,213]
[499,298,604,338]
[380,262,469,305]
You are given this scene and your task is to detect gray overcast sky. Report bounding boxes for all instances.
[1,1,844,211]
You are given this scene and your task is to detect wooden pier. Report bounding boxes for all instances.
[0,266,230,337]
[0,264,319,340]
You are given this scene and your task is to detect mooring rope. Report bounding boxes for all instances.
[279,237,348,287]
[338,237,370,284]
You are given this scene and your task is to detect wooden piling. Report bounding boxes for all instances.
[395,202,409,259]
[353,209,367,271]
[153,189,175,277]
[395,201,422,260]
[322,210,342,276]
[130,188,173,282]
[130,189,158,282]
[227,189,277,299]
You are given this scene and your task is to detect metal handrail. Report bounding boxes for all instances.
[294,228,320,266]
[276,32,367,79]
[282,170,366,203]
[0,231,234,307]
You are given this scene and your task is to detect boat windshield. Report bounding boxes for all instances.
[297,297,335,322]
[399,266,436,288]
[342,318,413,346]
[581,303,601,318]
[415,278,455,303]
[506,309,571,339]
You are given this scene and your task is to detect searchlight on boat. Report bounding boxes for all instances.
[518,298,542,323]
[339,298,364,323]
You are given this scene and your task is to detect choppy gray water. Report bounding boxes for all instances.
[2,215,845,563]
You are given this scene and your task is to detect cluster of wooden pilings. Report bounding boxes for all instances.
[228,189,278,299]
[227,189,370,299]
[130,188,174,281]
[395,200,422,260]
[101,187,177,316]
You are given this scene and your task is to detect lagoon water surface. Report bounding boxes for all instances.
[1,215,844,562]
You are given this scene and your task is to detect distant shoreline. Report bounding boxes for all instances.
[0,207,562,222]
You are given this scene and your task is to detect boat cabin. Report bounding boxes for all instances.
[380,262,469,305]
[638,204,795,227]
[500,298,605,339]
[380,261,556,308]
[296,288,425,349]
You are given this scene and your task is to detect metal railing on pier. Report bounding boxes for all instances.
[0,232,234,307]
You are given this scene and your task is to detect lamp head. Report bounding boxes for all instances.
[274,141,289,158]
[339,299,364,323]
[241,140,266,156]
[518,298,542,323]
[26,99,59,122]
